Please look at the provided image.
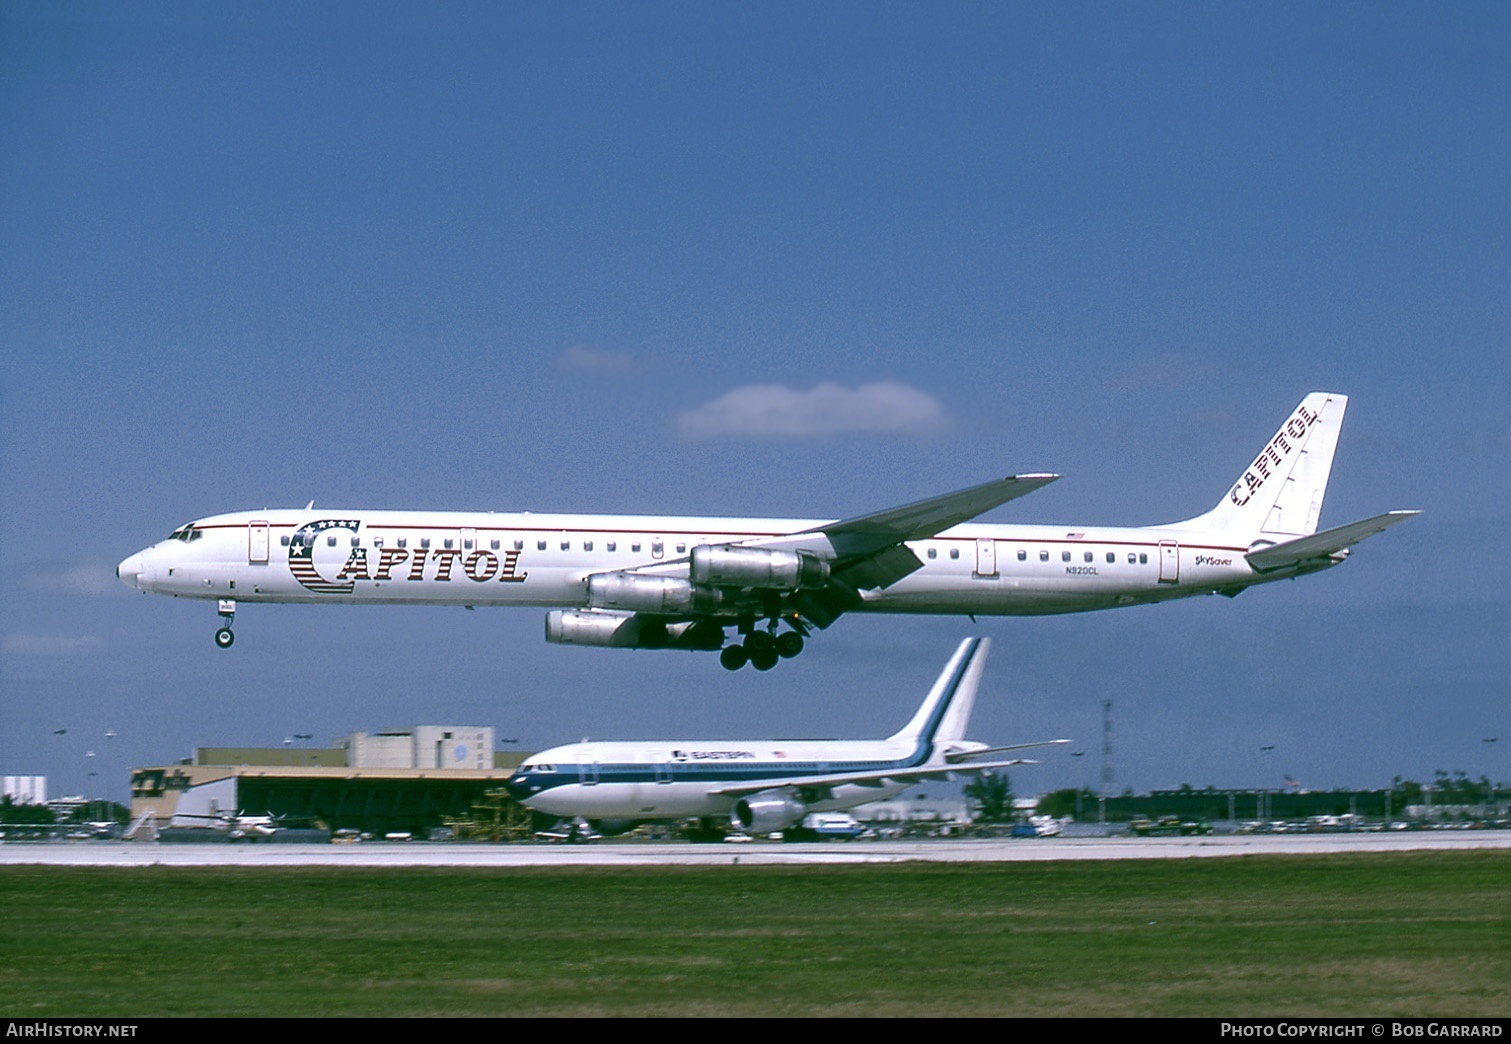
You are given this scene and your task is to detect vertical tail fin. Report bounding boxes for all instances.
[888,637,990,747]
[1176,392,1348,539]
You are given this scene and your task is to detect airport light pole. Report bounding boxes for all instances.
[85,749,97,823]
[105,729,116,823]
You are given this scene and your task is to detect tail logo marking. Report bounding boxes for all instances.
[1228,404,1320,508]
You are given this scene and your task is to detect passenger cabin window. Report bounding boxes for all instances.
[1039,550,1049,562]
[464,538,474,550]
[583,541,594,552]
[397,538,407,548]
[606,541,617,552]
[675,543,686,554]
[1139,553,1148,564]
[1106,552,1115,564]
[490,539,499,550]
[327,536,337,547]
[351,537,359,547]
[280,536,290,546]
[560,540,570,551]
[1127,553,1136,564]
[652,541,663,555]
[1084,551,1093,563]
[373,538,383,548]
[444,538,454,549]
[1062,551,1071,562]
[421,538,431,549]
[1017,549,1027,561]
[632,543,642,553]
[949,548,960,559]
[537,540,547,551]
[927,548,937,559]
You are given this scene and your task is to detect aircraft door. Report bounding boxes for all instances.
[248,521,270,564]
[577,759,599,786]
[1158,540,1179,583]
[975,538,998,578]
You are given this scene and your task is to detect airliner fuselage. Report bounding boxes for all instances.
[119,509,1275,614]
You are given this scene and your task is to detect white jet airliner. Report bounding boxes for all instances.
[505,637,1062,836]
[117,392,1416,669]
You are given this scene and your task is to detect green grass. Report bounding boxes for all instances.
[1,852,1507,1017]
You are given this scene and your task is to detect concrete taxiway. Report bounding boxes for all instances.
[4,831,1508,868]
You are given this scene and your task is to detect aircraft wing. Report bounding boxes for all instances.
[709,757,1040,800]
[1245,510,1419,573]
[810,473,1060,558]
[783,473,1059,617]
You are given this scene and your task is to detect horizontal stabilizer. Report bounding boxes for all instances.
[1245,510,1419,572]
[944,739,1070,763]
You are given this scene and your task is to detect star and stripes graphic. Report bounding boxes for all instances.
[288,519,361,594]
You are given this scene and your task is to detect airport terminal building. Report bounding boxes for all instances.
[129,725,528,839]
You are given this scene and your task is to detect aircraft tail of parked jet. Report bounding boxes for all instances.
[886,631,991,748]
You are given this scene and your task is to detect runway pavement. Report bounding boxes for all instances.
[4,831,1508,868]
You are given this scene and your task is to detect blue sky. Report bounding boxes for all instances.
[3,2,1506,805]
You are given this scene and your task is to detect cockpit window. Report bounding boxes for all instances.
[168,525,203,542]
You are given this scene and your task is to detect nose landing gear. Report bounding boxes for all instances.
[214,599,236,649]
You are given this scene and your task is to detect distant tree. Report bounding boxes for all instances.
[0,797,55,825]
[964,771,1014,823]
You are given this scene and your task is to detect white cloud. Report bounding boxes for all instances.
[558,346,635,374]
[22,564,122,597]
[679,381,947,438]
[3,634,105,656]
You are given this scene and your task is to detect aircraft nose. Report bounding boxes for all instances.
[503,774,534,802]
[117,552,144,591]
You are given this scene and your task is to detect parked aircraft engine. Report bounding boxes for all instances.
[731,790,806,834]
[545,610,723,650]
[588,819,642,837]
[690,545,829,590]
[586,573,723,614]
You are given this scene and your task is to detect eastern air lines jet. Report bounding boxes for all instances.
[505,637,1064,837]
[118,393,1415,670]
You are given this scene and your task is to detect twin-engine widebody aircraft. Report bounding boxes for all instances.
[117,392,1416,669]
[505,637,1063,836]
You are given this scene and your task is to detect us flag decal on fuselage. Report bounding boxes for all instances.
[288,519,361,594]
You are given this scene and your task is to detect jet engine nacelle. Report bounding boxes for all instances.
[731,790,807,834]
[589,819,643,837]
[689,545,830,590]
[544,610,723,650]
[586,573,723,614]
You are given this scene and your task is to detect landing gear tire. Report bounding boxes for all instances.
[775,631,804,658]
[750,648,779,671]
[719,645,749,671]
[214,627,235,649]
[745,631,776,657]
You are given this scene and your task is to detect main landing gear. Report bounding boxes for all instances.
[214,599,236,649]
[719,627,805,672]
